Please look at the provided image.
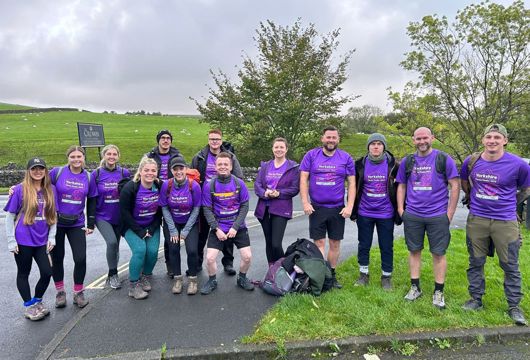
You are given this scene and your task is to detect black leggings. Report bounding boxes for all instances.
[14,245,52,302]
[259,207,289,263]
[51,226,86,285]
[168,223,199,276]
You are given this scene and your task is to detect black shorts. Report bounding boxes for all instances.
[207,228,250,250]
[309,206,345,241]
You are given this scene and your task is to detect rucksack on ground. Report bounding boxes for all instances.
[261,257,294,296]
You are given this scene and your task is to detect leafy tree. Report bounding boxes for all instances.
[388,0,530,162]
[193,20,355,165]
[344,105,383,134]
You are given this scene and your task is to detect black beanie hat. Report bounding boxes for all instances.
[156,129,173,143]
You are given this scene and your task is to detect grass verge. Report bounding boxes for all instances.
[245,228,530,344]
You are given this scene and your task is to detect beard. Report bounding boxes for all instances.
[324,142,338,152]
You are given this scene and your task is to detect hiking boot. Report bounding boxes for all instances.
[34,301,50,317]
[140,274,152,292]
[331,275,343,289]
[404,284,422,301]
[354,273,369,286]
[224,264,236,276]
[432,290,446,309]
[55,291,67,308]
[508,306,528,326]
[166,263,174,279]
[172,275,183,294]
[187,276,198,295]
[24,304,45,321]
[200,278,218,295]
[237,275,255,291]
[73,291,89,308]
[462,298,483,311]
[128,282,149,300]
[106,274,122,289]
[381,276,393,291]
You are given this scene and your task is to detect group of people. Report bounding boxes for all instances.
[4,124,529,327]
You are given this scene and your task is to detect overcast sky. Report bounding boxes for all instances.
[0,0,522,114]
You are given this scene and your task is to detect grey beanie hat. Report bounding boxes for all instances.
[367,133,387,150]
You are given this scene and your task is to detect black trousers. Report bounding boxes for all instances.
[14,244,52,302]
[259,207,288,263]
[168,223,200,276]
[51,226,86,285]
[197,208,234,267]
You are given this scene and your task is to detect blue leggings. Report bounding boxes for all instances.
[124,228,160,282]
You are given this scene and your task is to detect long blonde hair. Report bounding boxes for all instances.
[21,168,57,225]
[133,157,158,182]
[99,144,121,168]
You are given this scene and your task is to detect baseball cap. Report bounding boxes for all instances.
[27,157,47,170]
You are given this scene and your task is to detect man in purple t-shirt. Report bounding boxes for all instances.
[396,127,460,309]
[145,129,183,277]
[199,152,253,295]
[300,125,356,289]
[460,124,530,326]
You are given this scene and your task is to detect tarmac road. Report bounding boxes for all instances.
[0,193,471,359]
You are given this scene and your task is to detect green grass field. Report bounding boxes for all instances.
[245,228,530,344]
[0,102,34,110]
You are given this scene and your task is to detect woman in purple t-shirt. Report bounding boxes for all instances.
[254,138,300,266]
[119,157,162,300]
[49,146,98,309]
[4,157,57,321]
[90,145,130,290]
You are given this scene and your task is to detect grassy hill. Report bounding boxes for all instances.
[0,102,34,111]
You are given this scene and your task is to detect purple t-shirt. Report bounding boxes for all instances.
[133,184,160,227]
[201,177,249,232]
[4,184,58,247]
[266,161,288,190]
[50,166,98,228]
[205,152,217,182]
[396,149,459,217]
[300,148,355,208]
[160,179,202,225]
[359,158,394,219]
[158,154,170,181]
[91,166,130,225]
[461,152,530,221]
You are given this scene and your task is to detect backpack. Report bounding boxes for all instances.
[209,175,241,202]
[166,169,201,197]
[461,152,483,208]
[404,151,448,181]
[261,257,295,296]
[52,166,91,186]
[222,141,235,154]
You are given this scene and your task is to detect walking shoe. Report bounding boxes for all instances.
[432,290,446,309]
[172,275,183,294]
[381,276,393,291]
[200,278,218,295]
[24,304,45,321]
[34,302,50,317]
[55,291,67,308]
[404,284,422,301]
[140,274,152,292]
[508,306,528,326]
[106,274,122,289]
[354,273,369,286]
[73,291,89,308]
[166,263,174,279]
[462,298,483,311]
[224,264,236,276]
[331,275,343,289]
[187,276,198,295]
[128,282,149,300]
[237,275,255,291]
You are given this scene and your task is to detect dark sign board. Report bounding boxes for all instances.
[77,123,105,147]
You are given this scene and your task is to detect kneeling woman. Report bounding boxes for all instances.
[160,157,202,295]
[4,158,57,320]
[120,157,162,300]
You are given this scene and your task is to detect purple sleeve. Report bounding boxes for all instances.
[89,169,97,193]
[49,167,58,185]
[88,172,99,198]
[201,182,212,208]
[395,160,407,184]
[460,156,471,180]
[517,161,530,188]
[254,162,267,198]
[123,168,131,178]
[445,155,459,179]
[346,154,355,176]
[52,185,59,206]
[299,151,312,172]
[4,184,22,213]
[159,181,168,207]
[239,179,250,203]
[192,181,202,207]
